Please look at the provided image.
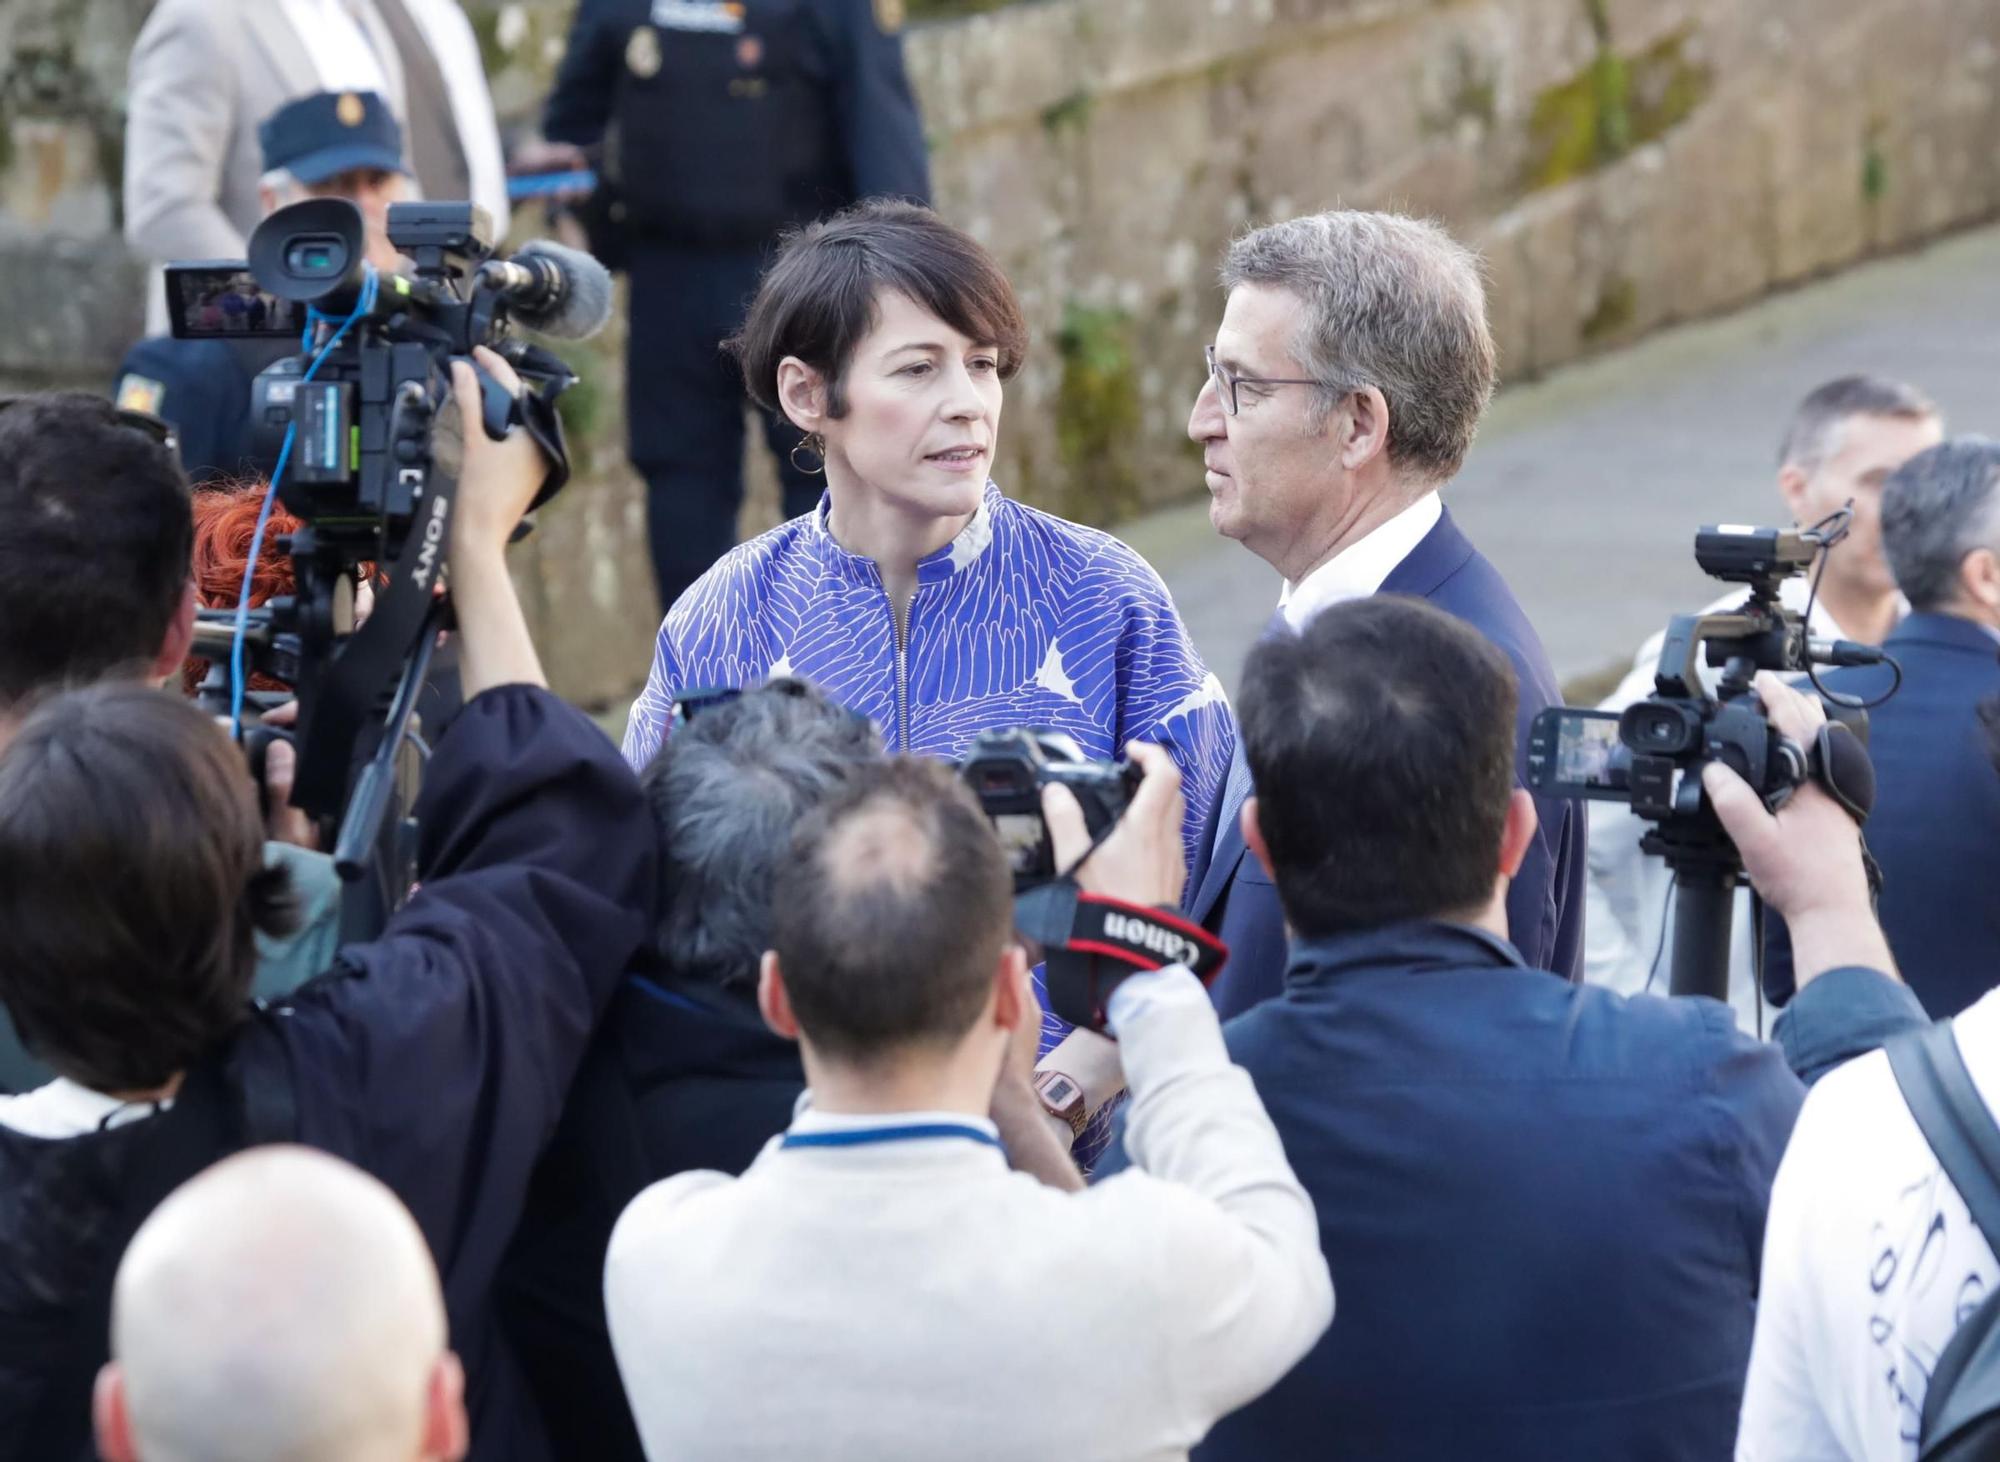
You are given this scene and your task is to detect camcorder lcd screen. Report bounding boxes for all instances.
[1555,712,1623,790]
[166,266,307,341]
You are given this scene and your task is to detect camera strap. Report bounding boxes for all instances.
[1014,880,1227,1036]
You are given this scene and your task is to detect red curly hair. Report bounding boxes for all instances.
[181,480,303,695]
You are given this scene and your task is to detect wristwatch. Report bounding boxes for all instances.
[1033,1070,1090,1141]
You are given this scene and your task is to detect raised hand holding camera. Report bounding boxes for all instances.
[1527,516,1898,1001]
[1701,673,1897,989]
[1010,742,1226,1035]
[171,196,604,932]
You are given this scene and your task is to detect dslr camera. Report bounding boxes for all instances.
[168,197,609,930]
[1526,520,1887,999]
[959,729,1140,892]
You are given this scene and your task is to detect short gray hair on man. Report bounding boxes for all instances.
[1881,437,2000,613]
[1221,210,1497,483]
[1777,374,1939,474]
[640,678,882,990]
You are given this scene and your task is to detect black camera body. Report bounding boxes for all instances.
[959,728,1140,891]
[1525,520,1884,1001]
[1526,524,1834,817]
[168,197,587,932]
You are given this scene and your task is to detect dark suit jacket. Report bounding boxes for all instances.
[113,336,290,486]
[1190,508,1586,1017]
[1125,921,1901,1462]
[1766,612,2000,1017]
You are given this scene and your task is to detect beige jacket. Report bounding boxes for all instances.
[123,0,407,332]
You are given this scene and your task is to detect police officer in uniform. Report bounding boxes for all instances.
[540,0,931,615]
[114,91,415,484]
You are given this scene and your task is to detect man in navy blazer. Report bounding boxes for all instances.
[1185,211,1582,1016]
[1094,596,1924,1461]
[1767,438,2000,1016]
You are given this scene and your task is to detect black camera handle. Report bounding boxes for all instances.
[332,593,444,887]
[1647,718,1880,1003]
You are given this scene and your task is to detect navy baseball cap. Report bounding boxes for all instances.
[259,91,409,184]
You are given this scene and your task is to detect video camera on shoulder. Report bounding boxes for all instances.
[169,198,611,935]
[1526,519,1894,1000]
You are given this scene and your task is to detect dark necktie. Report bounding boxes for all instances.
[370,0,472,206]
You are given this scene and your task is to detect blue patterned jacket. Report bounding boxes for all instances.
[623,482,1235,877]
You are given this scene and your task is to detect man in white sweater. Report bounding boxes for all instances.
[605,746,1333,1462]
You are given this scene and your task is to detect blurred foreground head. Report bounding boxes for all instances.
[0,683,295,1091]
[0,393,194,723]
[1238,595,1536,940]
[95,1145,466,1462]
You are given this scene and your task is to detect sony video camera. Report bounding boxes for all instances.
[959,728,1141,892]
[1525,520,1889,999]
[167,197,610,930]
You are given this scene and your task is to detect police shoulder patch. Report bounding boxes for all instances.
[626,24,663,77]
[116,374,166,417]
[873,0,905,35]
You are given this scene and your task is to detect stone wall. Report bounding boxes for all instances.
[4,0,1999,704]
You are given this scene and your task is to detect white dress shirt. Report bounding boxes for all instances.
[395,0,511,236]
[1737,988,2000,1461]
[280,0,399,104]
[1279,490,1442,631]
[605,966,1333,1462]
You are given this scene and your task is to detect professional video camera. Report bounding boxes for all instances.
[960,728,1225,1035]
[166,197,612,934]
[1526,515,1896,1001]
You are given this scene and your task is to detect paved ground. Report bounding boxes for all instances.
[1122,223,2000,700]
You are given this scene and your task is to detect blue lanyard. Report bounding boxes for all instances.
[781,1122,1002,1152]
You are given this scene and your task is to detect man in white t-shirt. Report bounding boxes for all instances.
[1585,375,1941,1024]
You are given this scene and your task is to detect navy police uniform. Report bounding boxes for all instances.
[113,90,411,485]
[114,337,293,485]
[544,0,931,614]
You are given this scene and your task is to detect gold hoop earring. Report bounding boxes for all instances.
[789,434,825,476]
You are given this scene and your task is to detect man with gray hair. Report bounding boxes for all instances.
[1761,437,2000,1020]
[93,1146,468,1462]
[1185,209,1582,1013]
[1587,375,1942,1022]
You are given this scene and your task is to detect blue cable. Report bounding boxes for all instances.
[229,266,381,741]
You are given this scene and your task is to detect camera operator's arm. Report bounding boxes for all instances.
[272,352,655,1283]
[448,353,547,697]
[1701,676,1894,986]
[1026,744,1194,1145]
[1704,674,1926,1083]
[1061,745,1333,1423]
[990,981,1086,1192]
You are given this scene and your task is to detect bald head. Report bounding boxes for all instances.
[768,756,1013,1064]
[97,1146,465,1462]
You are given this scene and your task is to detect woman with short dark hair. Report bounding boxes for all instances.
[621,203,1232,896]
